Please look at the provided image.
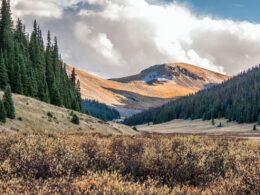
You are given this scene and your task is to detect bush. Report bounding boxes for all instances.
[217,122,222,128]
[47,112,54,118]
[71,114,80,125]
[132,126,138,131]
[0,133,258,194]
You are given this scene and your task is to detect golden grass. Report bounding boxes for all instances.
[0,132,259,194]
[0,91,136,135]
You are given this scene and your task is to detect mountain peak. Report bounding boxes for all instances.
[68,63,229,117]
[112,63,228,85]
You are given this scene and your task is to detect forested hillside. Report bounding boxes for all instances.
[82,99,120,121]
[124,65,260,126]
[0,0,81,111]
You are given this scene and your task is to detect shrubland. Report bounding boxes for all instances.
[0,132,259,194]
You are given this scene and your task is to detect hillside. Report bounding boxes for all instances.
[68,63,228,116]
[0,91,136,135]
[124,65,260,126]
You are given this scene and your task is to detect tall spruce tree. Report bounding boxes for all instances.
[0,99,6,123]
[3,85,15,119]
[0,52,8,89]
[0,0,12,51]
[0,2,82,112]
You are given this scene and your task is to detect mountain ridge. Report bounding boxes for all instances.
[68,63,229,117]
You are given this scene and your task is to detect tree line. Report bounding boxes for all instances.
[0,0,81,112]
[82,99,120,121]
[124,65,260,126]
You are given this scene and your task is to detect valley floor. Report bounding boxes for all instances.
[137,119,260,140]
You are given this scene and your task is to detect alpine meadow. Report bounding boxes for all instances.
[0,0,259,194]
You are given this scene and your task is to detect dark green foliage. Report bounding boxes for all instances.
[0,99,6,123]
[0,52,8,89]
[211,118,215,126]
[0,2,81,112]
[258,115,260,125]
[82,99,120,121]
[253,125,257,131]
[124,65,260,126]
[3,85,15,119]
[132,126,138,131]
[71,114,80,125]
[47,111,53,118]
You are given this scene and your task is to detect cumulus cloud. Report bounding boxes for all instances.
[10,0,260,77]
[12,0,63,18]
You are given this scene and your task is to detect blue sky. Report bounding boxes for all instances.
[164,0,260,23]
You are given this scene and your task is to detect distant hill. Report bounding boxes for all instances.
[0,91,136,135]
[68,63,228,117]
[82,99,120,121]
[124,65,260,126]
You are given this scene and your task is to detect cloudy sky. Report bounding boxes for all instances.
[10,0,260,78]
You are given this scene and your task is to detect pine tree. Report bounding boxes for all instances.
[70,68,76,86]
[258,114,260,125]
[50,83,62,106]
[76,80,82,111]
[0,0,13,51]
[0,4,82,112]
[3,85,15,119]
[211,118,215,126]
[0,99,6,123]
[0,52,8,89]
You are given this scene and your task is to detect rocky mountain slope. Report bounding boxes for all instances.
[68,63,229,117]
[0,92,136,135]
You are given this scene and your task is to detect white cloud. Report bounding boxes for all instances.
[13,0,63,18]
[75,22,123,65]
[11,0,260,77]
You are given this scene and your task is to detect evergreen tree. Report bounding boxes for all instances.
[258,115,260,125]
[125,65,260,126]
[0,0,13,51]
[0,52,8,89]
[211,118,215,126]
[70,68,76,86]
[0,3,82,112]
[82,99,120,121]
[0,99,6,123]
[3,85,15,119]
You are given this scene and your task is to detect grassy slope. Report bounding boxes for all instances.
[0,91,136,135]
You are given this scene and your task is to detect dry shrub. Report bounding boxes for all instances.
[0,132,259,194]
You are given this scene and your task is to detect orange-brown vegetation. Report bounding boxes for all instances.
[0,132,259,194]
[67,63,229,111]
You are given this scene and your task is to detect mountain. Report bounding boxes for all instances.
[68,63,229,117]
[0,91,136,135]
[124,65,260,126]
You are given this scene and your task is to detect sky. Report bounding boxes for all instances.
[9,0,260,78]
